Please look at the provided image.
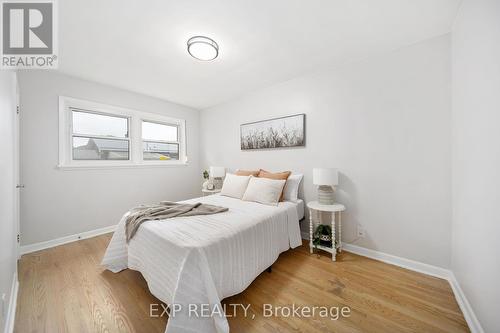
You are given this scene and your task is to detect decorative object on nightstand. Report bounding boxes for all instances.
[313,168,338,205]
[307,201,346,261]
[209,166,225,190]
[313,224,332,249]
[202,188,221,196]
[202,170,210,190]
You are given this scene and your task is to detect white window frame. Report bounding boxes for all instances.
[58,96,187,169]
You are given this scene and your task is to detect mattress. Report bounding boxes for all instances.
[102,194,302,333]
[295,198,304,220]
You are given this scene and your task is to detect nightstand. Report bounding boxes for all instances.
[307,201,346,261]
[202,188,221,196]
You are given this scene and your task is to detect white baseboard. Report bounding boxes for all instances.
[342,243,451,280]
[20,224,117,255]
[448,272,484,333]
[344,243,483,332]
[4,271,18,333]
[300,234,483,332]
[300,232,450,279]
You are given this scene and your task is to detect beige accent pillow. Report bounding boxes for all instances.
[235,169,260,177]
[242,177,286,206]
[257,169,291,201]
[220,174,251,199]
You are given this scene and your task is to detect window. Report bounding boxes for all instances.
[59,97,187,168]
[72,111,130,160]
[142,121,179,161]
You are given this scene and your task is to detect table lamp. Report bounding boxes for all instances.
[313,168,338,205]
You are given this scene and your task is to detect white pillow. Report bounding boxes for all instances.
[242,177,286,206]
[220,174,251,199]
[283,174,303,202]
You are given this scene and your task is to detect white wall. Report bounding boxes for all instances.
[18,71,201,246]
[201,35,452,268]
[0,71,18,331]
[452,0,500,331]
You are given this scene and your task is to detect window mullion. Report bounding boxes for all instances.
[142,140,180,145]
[72,134,130,141]
[130,116,141,164]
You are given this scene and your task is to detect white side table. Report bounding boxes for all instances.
[307,201,346,261]
[202,188,221,196]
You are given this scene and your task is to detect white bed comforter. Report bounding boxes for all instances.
[101,194,302,333]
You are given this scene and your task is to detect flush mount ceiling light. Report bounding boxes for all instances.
[187,36,219,61]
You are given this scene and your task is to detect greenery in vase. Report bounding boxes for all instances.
[313,224,335,249]
[203,170,209,179]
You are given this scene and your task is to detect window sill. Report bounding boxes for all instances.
[57,161,188,170]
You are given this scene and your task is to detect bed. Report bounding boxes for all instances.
[102,194,303,333]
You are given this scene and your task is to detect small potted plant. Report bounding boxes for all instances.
[313,224,333,249]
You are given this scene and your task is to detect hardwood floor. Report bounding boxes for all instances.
[15,234,469,333]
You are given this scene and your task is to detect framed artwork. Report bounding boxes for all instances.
[240,114,305,150]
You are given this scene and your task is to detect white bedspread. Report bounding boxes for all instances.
[101,194,302,333]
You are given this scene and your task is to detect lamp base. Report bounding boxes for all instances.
[318,185,334,205]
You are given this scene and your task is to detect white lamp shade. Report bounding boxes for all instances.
[209,166,226,178]
[313,168,338,186]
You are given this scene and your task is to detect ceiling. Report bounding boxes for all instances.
[58,0,461,109]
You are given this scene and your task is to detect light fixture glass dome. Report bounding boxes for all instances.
[187,36,219,61]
